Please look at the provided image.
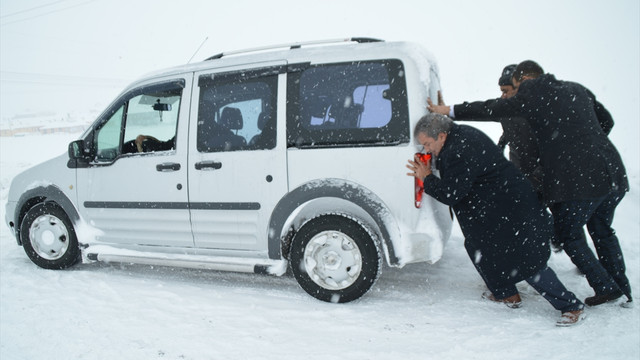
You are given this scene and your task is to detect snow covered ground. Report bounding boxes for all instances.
[1,1,638,357]
[1,128,638,360]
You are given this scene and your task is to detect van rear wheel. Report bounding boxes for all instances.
[20,202,81,270]
[290,214,380,303]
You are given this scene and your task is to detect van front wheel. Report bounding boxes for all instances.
[20,202,81,270]
[290,215,380,303]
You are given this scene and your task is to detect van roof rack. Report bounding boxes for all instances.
[205,37,384,61]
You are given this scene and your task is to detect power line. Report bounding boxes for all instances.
[0,0,96,27]
[0,0,69,19]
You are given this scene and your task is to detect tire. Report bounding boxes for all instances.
[20,202,81,270]
[290,214,381,303]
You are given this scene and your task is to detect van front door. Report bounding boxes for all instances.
[76,79,194,247]
[188,65,287,252]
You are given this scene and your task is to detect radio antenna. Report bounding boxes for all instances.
[187,37,209,64]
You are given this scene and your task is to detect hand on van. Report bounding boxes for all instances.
[427,94,451,116]
[406,154,432,179]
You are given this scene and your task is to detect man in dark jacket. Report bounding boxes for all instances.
[406,113,585,326]
[454,64,542,193]
[427,61,631,307]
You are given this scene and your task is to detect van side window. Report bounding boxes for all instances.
[93,81,184,162]
[197,73,278,152]
[96,106,124,160]
[287,60,409,148]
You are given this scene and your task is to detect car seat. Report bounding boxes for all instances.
[218,107,247,150]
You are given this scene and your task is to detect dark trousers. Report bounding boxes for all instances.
[485,267,584,312]
[549,191,630,298]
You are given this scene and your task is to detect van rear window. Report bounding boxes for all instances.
[287,60,409,148]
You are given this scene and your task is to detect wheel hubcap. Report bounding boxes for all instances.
[303,230,362,290]
[29,214,69,260]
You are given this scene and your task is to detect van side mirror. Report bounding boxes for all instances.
[67,140,91,168]
[68,140,85,159]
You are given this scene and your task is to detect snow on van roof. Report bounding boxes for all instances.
[128,40,438,89]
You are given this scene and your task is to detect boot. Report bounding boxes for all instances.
[556,310,586,327]
[585,290,623,306]
[482,291,522,309]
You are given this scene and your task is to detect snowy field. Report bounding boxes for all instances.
[1,1,638,359]
[1,129,638,360]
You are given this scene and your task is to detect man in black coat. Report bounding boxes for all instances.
[407,113,585,326]
[453,64,542,193]
[427,61,631,306]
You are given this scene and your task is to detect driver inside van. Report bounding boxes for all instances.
[134,134,175,153]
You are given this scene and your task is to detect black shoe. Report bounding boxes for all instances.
[621,296,634,308]
[585,290,623,306]
[550,240,563,253]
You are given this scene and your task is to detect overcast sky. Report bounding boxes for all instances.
[1,0,639,171]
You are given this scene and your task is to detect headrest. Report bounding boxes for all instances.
[220,107,243,130]
[257,112,268,130]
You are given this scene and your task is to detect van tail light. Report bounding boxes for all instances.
[414,153,432,208]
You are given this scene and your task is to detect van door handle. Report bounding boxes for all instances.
[156,162,181,172]
[195,161,222,170]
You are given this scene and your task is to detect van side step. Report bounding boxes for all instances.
[85,252,287,276]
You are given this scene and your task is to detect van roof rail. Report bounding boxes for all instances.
[205,37,384,61]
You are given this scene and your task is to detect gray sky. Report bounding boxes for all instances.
[1,0,639,168]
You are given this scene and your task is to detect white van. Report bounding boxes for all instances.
[5,38,452,303]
